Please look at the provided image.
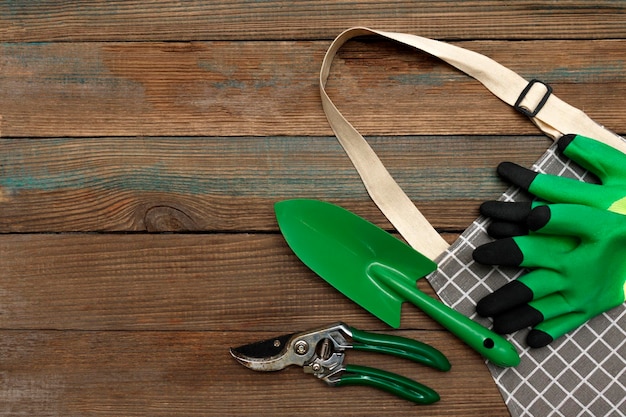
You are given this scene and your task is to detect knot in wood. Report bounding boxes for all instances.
[144,205,196,232]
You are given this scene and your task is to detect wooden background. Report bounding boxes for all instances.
[1,2,625,416]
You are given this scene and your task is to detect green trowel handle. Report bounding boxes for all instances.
[334,364,440,404]
[370,263,520,367]
[349,327,451,371]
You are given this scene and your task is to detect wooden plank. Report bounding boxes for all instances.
[0,135,551,232]
[4,4,623,416]
[1,40,625,138]
[0,233,469,330]
[1,0,625,42]
[0,215,508,416]
[0,329,508,416]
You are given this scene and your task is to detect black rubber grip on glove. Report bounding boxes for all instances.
[480,201,533,238]
[527,205,551,231]
[492,304,544,334]
[494,133,575,197]
[497,162,539,190]
[472,238,524,266]
[476,281,551,348]
[556,133,576,154]
[527,330,554,348]
[480,201,533,222]
[476,281,533,317]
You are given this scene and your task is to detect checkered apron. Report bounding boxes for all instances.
[321,28,626,416]
[429,144,626,416]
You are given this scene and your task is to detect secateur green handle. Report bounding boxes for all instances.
[336,364,440,404]
[349,327,451,371]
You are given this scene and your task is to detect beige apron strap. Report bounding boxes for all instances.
[320,27,626,260]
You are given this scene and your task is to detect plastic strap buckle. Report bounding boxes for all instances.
[514,79,553,118]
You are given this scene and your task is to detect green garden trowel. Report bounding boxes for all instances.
[275,199,520,368]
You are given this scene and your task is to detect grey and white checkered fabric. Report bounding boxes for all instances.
[427,143,626,417]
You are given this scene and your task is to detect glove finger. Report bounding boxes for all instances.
[480,201,533,222]
[496,162,538,191]
[476,270,563,317]
[558,134,626,184]
[481,201,533,238]
[527,204,621,239]
[529,293,574,322]
[487,221,529,238]
[491,292,577,337]
[527,311,589,348]
[498,162,606,208]
[472,237,523,266]
[491,304,543,334]
[523,294,579,347]
[514,233,578,269]
[517,269,565,300]
[476,280,533,318]
[473,234,576,269]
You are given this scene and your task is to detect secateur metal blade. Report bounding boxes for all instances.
[230,323,352,373]
[230,332,298,372]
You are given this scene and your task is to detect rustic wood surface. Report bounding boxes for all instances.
[1,2,625,416]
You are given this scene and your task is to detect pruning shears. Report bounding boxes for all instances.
[229,322,450,404]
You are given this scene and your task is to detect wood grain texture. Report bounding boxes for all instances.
[1,40,625,137]
[2,2,623,415]
[0,233,462,331]
[0,135,550,232]
[0,0,625,42]
[0,233,505,415]
[0,232,510,415]
[0,329,508,416]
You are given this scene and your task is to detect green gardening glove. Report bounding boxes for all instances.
[473,204,626,348]
[483,134,626,238]
[473,133,626,347]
